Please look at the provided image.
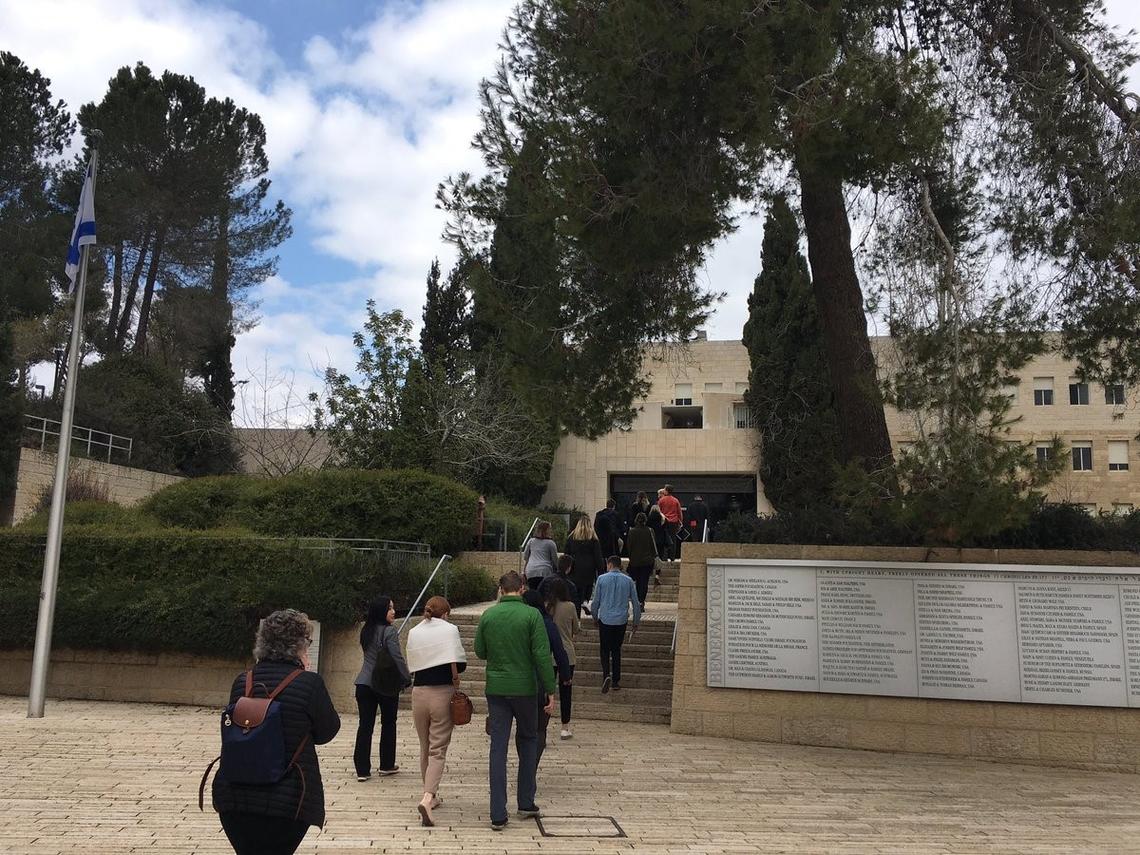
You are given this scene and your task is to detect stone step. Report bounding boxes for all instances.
[457,665,673,691]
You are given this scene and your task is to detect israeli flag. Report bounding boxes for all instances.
[64,156,97,289]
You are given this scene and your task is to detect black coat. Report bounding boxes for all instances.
[212,660,341,828]
[563,536,605,590]
[594,508,622,555]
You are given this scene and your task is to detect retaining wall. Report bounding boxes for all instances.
[672,543,1140,773]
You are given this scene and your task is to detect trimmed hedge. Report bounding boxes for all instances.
[141,469,480,554]
[0,531,490,657]
[716,504,1140,552]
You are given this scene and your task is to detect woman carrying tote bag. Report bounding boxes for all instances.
[405,596,467,827]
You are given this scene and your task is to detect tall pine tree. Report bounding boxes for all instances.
[743,195,840,514]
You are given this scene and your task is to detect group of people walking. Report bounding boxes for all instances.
[206,554,643,852]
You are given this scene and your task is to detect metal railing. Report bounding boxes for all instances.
[23,413,133,463]
[295,537,430,572]
[672,520,708,655]
[400,554,453,633]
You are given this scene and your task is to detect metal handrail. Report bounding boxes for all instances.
[23,413,133,462]
[399,554,452,634]
[518,516,541,573]
[672,520,707,655]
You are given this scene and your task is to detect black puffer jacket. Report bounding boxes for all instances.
[211,660,341,828]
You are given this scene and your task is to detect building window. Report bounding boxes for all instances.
[1035,445,1053,465]
[1068,380,1089,405]
[733,403,756,429]
[1109,440,1130,472]
[1033,377,1053,406]
[1071,441,1093,472]
[673,383,692,406]
[703,382,722,392]
[1113,503,1134,515]
[1080,503,1099,516]
[1105,384,1126,405]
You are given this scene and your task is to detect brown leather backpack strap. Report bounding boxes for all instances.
[267,668,305,701]
[243,670,254,697]
[198,754,220,811]
[451,662,460,687]
[288,734,311,821]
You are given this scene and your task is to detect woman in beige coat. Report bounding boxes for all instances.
[405,596,467,826]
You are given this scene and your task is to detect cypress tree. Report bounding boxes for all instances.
[743,195,840,514]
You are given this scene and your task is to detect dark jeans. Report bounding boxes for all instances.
[598,622,627,685]
[629,564,652,608]
[487,694,540,824]
[533,691,552,768]
[666,522,681,560]
[354,683,399,776]
[559,664,575,724]
[526,575,543,591]
[219,812,308,854]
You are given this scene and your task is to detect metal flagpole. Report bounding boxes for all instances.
[28,139,100,718]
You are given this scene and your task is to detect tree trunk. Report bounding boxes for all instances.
[133,225,167,355]
[114,229,152,352]
[204,208,234,418]
[107,240,124,350]
[795,153,895,470]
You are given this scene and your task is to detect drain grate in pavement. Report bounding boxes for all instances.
[534,815,627,838]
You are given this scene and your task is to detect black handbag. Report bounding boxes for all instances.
[369,627,403,697]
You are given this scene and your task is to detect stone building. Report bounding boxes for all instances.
[541,335,1140,522]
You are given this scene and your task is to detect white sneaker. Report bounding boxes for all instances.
[560,728,572,740]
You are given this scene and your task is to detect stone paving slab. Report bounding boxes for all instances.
[2,697,1140,853]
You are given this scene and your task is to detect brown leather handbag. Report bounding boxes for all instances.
[449,662,473,726]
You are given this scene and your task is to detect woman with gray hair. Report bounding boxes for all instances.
[211,609,340,855]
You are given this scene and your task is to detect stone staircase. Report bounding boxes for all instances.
[400,562,681,726]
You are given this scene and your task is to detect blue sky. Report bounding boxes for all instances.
[4,0,1139,427]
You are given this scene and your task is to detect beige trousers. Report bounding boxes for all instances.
[411,685,456,795]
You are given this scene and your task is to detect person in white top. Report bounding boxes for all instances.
[405,596,467,827]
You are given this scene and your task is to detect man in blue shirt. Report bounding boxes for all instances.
[589,555,641,693]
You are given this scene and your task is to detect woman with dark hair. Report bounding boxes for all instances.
[353,595,411,781]
[522,520,558,591]
[405,595,467,826]
[545,578,580,739]
[211,609,340,855]
[627,512,659,612]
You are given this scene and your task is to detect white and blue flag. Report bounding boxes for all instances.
[64,156,97,289]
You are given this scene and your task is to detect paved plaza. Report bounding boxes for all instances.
[2,697,1139,854]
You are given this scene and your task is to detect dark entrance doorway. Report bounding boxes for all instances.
[608,473,757,539]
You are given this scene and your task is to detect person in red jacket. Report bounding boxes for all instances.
[657,484,683,561]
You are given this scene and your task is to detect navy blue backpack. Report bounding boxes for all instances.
[199,668,310,817]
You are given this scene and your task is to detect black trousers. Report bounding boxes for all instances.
[598,622,627,685]
[354,683,399,776]
[220,812,308,855]
[559,664,575,724]
[629,564,652,608]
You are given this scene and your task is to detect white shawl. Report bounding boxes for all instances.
[406,617,467,674]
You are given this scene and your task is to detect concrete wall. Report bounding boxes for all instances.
[11,448,183,524]
[0,624,386,717]
[673,542,1140,773]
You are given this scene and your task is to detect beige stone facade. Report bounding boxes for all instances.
[11,447,183,525]
[543,336,1140,515]
[673,543,1140,773]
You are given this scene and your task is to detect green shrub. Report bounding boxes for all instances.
[482,498,569,551]
[141,469,480,554]
[15,500,161,532]
[0,530,490,656]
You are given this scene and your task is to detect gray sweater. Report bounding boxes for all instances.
[354,623,412,687]
[523,537,559,580]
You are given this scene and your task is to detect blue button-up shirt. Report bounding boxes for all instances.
[590,569,641,627]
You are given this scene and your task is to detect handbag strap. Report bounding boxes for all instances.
[450,661,460,687]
